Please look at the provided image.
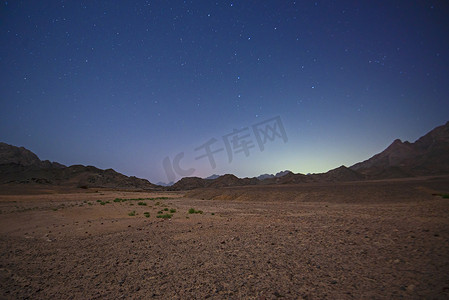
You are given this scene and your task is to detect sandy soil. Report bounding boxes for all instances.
[0,177,449,299]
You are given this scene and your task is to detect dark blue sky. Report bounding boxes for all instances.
[1,1,448,183]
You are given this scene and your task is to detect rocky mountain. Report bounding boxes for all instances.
[262,172,310,185]
[171,165,366,190]
[0,142,157,190]
[350,121,449,178]
[169,177,209,190]
[0,142,65,169]
[258,166,364,185]
[2,121,447,191]
[169,174,259,191]
[320,165,365,182]
[257,173,275,180]
[207,174,258,188]
[275,170,292,177]
[170,121,449,189]
[257,170,292,180]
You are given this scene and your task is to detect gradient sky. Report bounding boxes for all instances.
[1,1,448,184]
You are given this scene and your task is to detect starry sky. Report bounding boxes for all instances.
[1,1,449,184]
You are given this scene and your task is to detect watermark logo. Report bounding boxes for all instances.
[163,116,288,183]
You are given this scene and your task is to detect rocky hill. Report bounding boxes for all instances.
[319,165,365,182]
[169,176,209,190]
[170,166,367,190]
[2,121,448,191]
[0,142,65,169]
[169,174,258,191]
[257,170,292,181]
[170,121,449,190]
[0,142,157,190]
[350,121,449,178]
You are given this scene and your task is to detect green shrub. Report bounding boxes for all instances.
[128,211,136,216]
[149,197,171,200]
[188,208,203,214]
[156,213,173,219]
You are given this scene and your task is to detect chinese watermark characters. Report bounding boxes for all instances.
[163,116,288,182]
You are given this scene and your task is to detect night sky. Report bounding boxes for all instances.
[1,1,448,184]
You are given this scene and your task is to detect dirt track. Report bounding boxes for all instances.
[1,178,449,299]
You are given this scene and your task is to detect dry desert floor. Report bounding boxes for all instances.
[1,177,449,299]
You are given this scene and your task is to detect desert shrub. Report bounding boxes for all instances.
[128,211,136,216]
[149,197,171,200]
[188,208,203,214]
[156,213,173,219]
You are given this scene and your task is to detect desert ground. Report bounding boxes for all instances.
[1,177,449,299]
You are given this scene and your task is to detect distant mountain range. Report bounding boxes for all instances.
[1,121,448,190]
[256,170,292,180]
[157,171,293,186]
[169,121,449,190]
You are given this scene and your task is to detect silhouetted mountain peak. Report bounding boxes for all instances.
[0,142,65,169]
[275,170,292,177]
[350,121,449,177]
[0,142,156,189]
[257,173,274,180]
